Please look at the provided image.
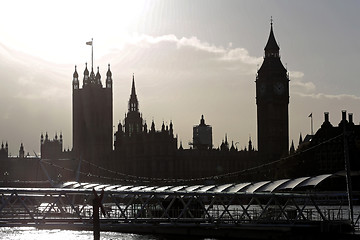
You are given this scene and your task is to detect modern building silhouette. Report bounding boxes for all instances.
[192,115,212,150]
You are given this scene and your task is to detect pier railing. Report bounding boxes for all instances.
[0,187,358,231]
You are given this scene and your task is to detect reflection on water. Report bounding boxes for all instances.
[0,227,162,240]
[0,227,217,240]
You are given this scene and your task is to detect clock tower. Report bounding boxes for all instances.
[256,21,289,160]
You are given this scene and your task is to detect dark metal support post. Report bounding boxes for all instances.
[343,127,354,225]
[93,189,105,240]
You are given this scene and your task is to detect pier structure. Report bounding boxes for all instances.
[0,178,359,239]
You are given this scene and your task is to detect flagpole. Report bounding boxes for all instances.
[86,39,93,69]
[91,38,93,71]
[310,113,313,135]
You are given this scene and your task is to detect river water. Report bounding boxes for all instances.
[1,205,359,239]
[0,227,214,240]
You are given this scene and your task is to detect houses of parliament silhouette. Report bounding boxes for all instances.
[1,22,359,185]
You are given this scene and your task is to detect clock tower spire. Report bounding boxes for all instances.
[256,20,289,160]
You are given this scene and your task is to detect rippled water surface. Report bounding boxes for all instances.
[0,227,167,240]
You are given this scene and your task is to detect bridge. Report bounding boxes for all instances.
[0,174,359,239]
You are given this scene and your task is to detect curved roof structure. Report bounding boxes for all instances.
[276,177,310,191]
[256,179,289,192]
[61,173,338,195]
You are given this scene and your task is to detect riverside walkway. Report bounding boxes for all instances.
[0,175,359,239]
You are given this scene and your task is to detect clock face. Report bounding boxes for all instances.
[274,82,285,95]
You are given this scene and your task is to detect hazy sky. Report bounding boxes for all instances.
[0,0,359,155]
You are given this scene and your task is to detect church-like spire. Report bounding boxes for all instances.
[169,120,173,136]
[73,65,79,89]
[83,63,89,87]
[19,143,25,158]
[290,140,295,154]
[161,121,165,132]
[89,65,96,84]
[84,63,89,76]
[264,18,280,58]
[131,73,137,97]
[179,141,183,150]
[128,74,139,112]
[151,120,155,132]
[73,65,79,79]
[230,141,236,152]
[200,115,205,125]
[143,121,148,133]
[95,66,101,85]
[106,64,112,89]
[107,64,112,78]
[248,135,253,151]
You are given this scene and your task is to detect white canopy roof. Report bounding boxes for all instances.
[61,174,336,194]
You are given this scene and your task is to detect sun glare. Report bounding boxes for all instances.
[1,227,146,240]
[0,0,150,63]
[1,227,89,240]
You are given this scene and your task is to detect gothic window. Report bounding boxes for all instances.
[130,103,137,111]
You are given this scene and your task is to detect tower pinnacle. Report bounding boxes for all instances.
[106,64,112,89]
[264,19,280,57]
[129,74,139,112]
[131,74,136,96]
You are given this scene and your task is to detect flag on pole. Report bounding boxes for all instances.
[86,39,94,70]
[308,113,312,118]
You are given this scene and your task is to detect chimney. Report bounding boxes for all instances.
[339,110,349,127]
[324,112,329,122]
[321,112,333,129]
[342,110,347,122]
[348,113,354,125]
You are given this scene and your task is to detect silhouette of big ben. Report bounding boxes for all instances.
[256,21,289,160]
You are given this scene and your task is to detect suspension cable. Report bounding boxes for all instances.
[45,133,342,184]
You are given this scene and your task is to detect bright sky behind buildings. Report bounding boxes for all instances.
[0,0,360,155]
